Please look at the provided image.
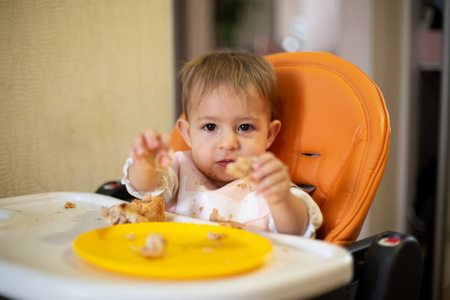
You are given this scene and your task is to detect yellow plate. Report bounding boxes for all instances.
[73,222,272,279]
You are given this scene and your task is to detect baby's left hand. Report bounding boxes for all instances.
[251,152,291,205]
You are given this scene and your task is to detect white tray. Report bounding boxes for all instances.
[0,192,352,300]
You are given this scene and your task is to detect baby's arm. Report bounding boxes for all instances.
[128,128,171,192]
[251,152,308,236]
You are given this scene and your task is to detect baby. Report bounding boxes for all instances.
[122,50,322,237]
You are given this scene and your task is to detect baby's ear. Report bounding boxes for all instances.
[266,120,281,149]
[176,118,192,148]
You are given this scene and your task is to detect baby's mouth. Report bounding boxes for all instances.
[216,159,235,168]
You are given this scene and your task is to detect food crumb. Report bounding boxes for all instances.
[282,248,289,252]
[64,201,76,209]
[126,233,137,240]
[237,182,247,189]
[133,233,167,258]
[207,232,225,241]
[219,220,245,229]
[209,208,225,222]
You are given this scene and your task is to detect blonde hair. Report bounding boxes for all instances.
[180,50,277,120]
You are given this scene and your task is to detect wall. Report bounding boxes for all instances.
[0,0,174,198]
[185,0,214,60]
[273,0,342,54]
[369,0,403,235]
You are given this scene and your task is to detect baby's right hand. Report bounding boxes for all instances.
[129,128,171,171]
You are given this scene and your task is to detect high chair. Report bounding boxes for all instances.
[97,52,423,300]
[169,51,422,299]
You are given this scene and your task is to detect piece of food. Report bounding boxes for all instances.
[102,195,165,225]
[126,233,137,240]
[225,156,255,178]
[219,221,245,229]
[64,201,76,209]
[133,233,167,258]
[209,208,245,229]
[207,232,225,240]
[209,208,224,222]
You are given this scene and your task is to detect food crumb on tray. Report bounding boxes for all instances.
[64,201,76,209]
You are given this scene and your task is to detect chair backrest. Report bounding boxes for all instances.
[171,52,390,245]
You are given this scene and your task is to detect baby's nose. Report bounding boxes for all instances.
[220,130,238,150]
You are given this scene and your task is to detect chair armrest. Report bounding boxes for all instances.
[95,181,134,201]
[344,231,423,300]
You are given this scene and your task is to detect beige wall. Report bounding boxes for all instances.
[0,0,174,198]
[370,0,402,235]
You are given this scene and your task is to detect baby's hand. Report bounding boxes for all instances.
[129,128,171,171]
[251,152,291,205]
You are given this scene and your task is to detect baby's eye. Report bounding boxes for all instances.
[202,124,217,132]
[238,124,254,132]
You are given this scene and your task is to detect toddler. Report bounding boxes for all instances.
[122,50,322,237]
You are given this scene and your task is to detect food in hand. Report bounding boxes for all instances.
[102,195,165,225]
[225,156,255,178]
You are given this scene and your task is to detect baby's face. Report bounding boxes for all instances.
[184,85,279,187]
